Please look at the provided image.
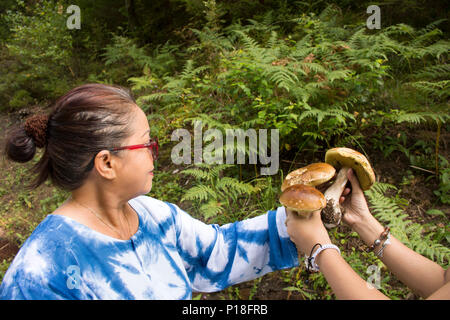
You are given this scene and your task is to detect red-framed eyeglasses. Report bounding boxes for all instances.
[111,137,159,161]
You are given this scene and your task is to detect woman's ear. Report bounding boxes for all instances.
[93,150,118,180]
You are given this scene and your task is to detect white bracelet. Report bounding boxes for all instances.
[375,232,391,258]
[305,244,340,272]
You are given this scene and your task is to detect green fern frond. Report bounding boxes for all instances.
[416,19,447,36]
[180,60,210,80]
[185,114,235,132]
[181,168,210,180]
[128,75,153,91]
[211,163,234,176]
[263,66,299,91]
[365,183,450,266]
[216,177,258,197]
[140,91,173,102]
[233,30,261,51]
[298,105,354,127]
[411,64,450,81]
[407,80,450,99]
[302,131,326,141]
[200,200,225,220]
[394,111,449,125]
[299,62,327,74]
[327,69,353,83]
[181,184,217,202]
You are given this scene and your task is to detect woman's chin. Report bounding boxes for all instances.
[128,185,153,199]
[144,182,153,195]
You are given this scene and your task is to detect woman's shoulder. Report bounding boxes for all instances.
[129,195,183,238]
[129,194,172,211]
[129,195,180,222]
[4,215,78,269]
[0,215,80,299]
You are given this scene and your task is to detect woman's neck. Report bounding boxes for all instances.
[70,185,129,229]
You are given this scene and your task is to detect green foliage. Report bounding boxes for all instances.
[101,33,182,86]
[0,0,75,108]
[366,183,450,266]
[8,89,33,109]
[0,259,11,283]
[180,164,261,222]
[434,167,450,204]
[0,0,448,300]
[102,34,152,83]
[147,170,185,204]
[127,5,448,158]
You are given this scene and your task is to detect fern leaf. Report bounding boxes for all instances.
[181,185,216,202]
[182,168,210,180]
[200,200,224,220]
[365,183,449,266]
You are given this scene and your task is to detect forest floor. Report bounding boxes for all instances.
[0,108,448,300]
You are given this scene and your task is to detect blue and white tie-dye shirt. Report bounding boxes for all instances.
[0,195,298,300]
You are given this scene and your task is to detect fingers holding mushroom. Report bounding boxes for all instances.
[279,151,375,230]
[322,147,375,229]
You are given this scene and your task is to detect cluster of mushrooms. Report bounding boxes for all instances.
[280,147,376,229]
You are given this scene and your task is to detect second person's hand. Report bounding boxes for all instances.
[340,168,373,228]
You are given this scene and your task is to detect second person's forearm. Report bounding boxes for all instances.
[352,215,445,298]
[316,249,388,300]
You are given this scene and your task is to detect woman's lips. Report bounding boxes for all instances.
[149,171,154,176]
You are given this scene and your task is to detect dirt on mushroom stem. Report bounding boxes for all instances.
[322,167,351,228]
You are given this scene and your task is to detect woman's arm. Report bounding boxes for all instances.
[350,213,448,298]
[286,208,449,300]
[340,169,449,299]
[426,281,450,300]
[315,226,450,300]
[285,209,389,300]
[166,202,299,292]
[315,248,389,299]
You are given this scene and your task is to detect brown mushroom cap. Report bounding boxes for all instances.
[325,147,375,190]
[281,163,336,192]
[279,184,326,214]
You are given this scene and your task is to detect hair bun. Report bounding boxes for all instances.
[24,114,49,148]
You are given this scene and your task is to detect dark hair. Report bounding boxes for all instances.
[4,83,138,191]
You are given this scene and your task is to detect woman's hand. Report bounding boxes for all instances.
[339,169,373,228]
[285,209,332,255]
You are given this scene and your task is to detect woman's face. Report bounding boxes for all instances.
[114,106,155,198]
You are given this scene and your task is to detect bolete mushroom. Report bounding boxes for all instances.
[280,163,335,221]
[322,147,376,229]
[279,184,327,217]
[281,163,336,192]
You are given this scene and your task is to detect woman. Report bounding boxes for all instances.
[0,83,299,299]
[286,168,450,300]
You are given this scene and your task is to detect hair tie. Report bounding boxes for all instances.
[24,114,49,148]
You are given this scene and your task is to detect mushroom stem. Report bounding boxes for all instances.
[322,167,351,228]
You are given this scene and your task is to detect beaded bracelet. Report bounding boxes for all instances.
[375,232,391,258]
[367,226,390,252]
